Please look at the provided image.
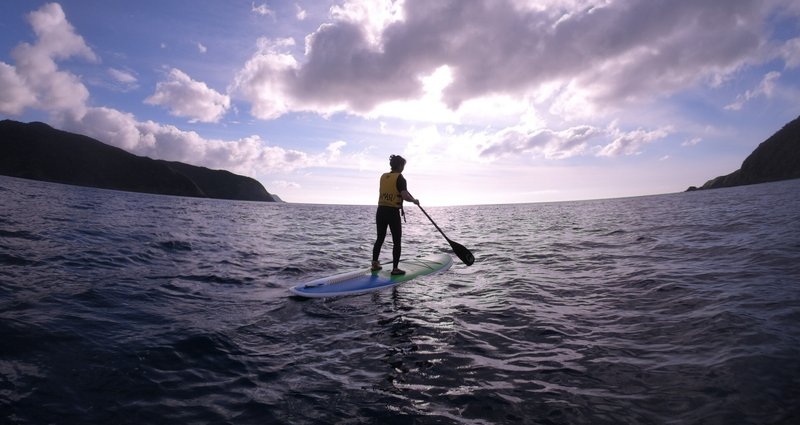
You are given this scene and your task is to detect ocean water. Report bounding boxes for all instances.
[1,175,799,425]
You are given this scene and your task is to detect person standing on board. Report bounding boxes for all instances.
[372,154,419,275]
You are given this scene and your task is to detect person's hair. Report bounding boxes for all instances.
[389,154,406,171]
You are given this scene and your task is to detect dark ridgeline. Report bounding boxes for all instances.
[0,120,275,202]
[688,115,800,191]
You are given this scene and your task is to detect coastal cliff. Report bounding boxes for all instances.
[688,115,800,191]
[0,120,275,202]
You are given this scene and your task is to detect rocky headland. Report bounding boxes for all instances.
[0,120,275,202]
[687,115,800,191]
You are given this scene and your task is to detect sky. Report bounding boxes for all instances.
[1,0,799,206]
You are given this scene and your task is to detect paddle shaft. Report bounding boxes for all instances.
[417,204,475,266]
[417,205,451,241]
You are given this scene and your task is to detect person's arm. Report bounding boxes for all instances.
[397,174,419,204]
[401,190,419,205]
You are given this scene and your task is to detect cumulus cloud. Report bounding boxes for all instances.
[145,68,231,123]
[230,38,299,119]
[71,107,151,152]
[329,0,404,47]
[3,2,96,119]
[23,2,97,62]
[71,105,319,178]
[59,105,316,177]
[233,0,782,119]
[0,63,36,114]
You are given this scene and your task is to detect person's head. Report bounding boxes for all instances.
[389,154,406,172]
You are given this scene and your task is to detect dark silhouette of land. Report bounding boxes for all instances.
[688,115,800,191]
[0,120,275,202]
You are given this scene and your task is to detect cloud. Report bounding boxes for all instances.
[233,0,782,120]
[682,137,702,147]
[108,68,137,84]
[60,105,316,177]
[145,68,231,122]
[295,4,307,20]
[272,180,302,189]
[70,107,149,152]
[478,121,671,159]
[197,42,207,54]
[289,19,424,112]
[104,67,139,92]
[598,125,671,157]
[23,2,97,63]
[3,2,96,119]
[480,124,601,160]
[0,63,36,114]
[782,37,800,68]
[252,2,274,17]
[326,140,347,158]
[724,71,781,111]
[229,38,299,119]
[329,0,404,47]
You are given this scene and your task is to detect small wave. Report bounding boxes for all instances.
[156,240,193,252]
[0,229,42,241]
[176,274,248,285]
[0,253,39,267]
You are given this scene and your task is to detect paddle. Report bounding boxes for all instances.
[417,204,475,266]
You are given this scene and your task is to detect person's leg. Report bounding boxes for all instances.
[372,208,389,268]
[388,209,402,271]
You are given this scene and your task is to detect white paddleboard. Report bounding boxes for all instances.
[289,253,452,298]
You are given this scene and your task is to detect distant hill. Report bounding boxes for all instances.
[688,115,800,191]
[0,120,275,202]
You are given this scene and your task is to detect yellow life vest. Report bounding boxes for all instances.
[378,172,402,207]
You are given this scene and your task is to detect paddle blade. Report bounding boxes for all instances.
[448,239,475,266]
